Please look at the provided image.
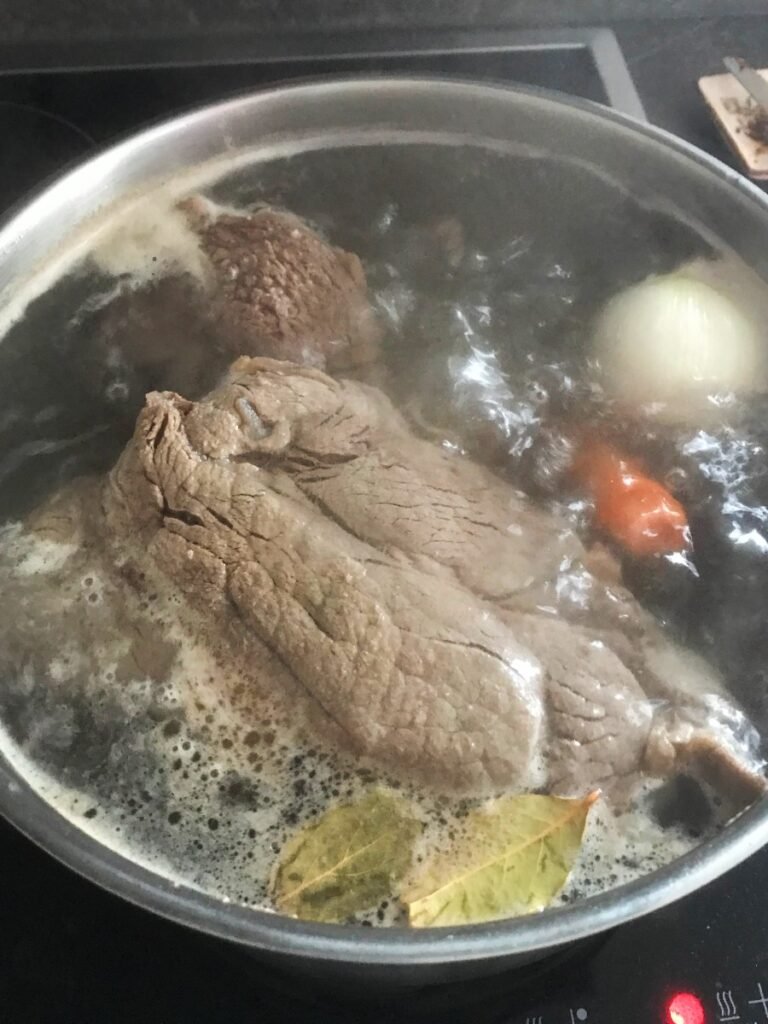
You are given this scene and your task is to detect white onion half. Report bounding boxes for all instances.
[593,259,767,421]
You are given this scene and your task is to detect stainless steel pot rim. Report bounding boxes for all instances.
[4,750,768,963]
[1,74,768,964]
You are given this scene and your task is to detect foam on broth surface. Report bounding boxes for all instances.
[0,523,697,924]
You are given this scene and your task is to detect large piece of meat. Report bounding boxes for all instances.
[102,357,765,801]
[181,197,381,372]
[88,199,382,409]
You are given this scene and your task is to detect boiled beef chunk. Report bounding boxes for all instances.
[101,358,765,801]
[508,613,655,798]
[105,377,544,793]
[91,200,381,407]
[180,197,381,371]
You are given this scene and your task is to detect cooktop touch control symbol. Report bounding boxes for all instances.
[570,1010,588,1023]
[525,1017,543,1024]
[748,981,768,1018]
[716,989,740,1021]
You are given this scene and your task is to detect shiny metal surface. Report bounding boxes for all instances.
[723,55,768,116]
[2,77,768,976]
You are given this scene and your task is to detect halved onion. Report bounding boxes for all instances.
[593,260,766,420]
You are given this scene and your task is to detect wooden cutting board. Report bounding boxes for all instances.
[699,67,768,180]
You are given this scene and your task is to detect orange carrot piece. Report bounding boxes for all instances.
[573,440,690,557]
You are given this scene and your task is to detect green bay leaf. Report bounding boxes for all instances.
[271,789,421,923]
[403,792,598,928]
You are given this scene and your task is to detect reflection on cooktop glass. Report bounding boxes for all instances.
[0,41,615,211]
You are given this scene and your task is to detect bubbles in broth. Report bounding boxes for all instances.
[0,141,766,927]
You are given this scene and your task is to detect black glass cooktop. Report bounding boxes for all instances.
[0,28,645,217]
[1,28,766,1024]
[5,811,768,1023]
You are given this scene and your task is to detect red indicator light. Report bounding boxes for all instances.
[668,992,705,1024]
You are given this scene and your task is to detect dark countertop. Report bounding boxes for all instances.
[0,5,764,75]
[0,14,766,175]
[0,0,765,54]
[0,14,767,175]
[619,15,768,162]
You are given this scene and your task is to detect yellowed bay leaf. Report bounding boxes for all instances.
[404,792,598,928]
[271,789,421,923]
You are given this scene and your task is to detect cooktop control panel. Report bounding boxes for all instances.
[504,845,768,1024]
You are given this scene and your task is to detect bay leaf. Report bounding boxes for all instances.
[404,792,598,928]
[271,789,421,923]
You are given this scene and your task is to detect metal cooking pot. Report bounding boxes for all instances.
[2,77,768,985]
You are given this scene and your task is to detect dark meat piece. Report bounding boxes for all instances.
[100,358,765,801]
[181,197,381,371]
[90,199,382,408]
